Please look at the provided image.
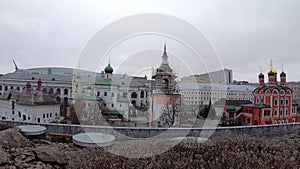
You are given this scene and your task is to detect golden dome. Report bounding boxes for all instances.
[268,67,277,74]
[268,59,277,74]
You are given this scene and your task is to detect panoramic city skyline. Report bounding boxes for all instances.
[0,0,300,82]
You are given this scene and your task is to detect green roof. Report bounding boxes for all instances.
[103,110,125,115]
[117,94,129,102]
[95,79,118,86]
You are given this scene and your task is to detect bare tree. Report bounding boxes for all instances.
[69,99,85,124]
[87,101,102,125]
[159,97,181,127]
[69,104,79,124]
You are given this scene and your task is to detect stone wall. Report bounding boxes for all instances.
[0,120,300,139]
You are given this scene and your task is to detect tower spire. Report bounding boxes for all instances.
[164,42,166,53]
[259,65,262,73]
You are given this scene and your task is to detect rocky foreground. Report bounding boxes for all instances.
[0,128,78,169]
[0,128,300,169]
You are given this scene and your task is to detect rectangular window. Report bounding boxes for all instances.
[286,99,289,105]
[111,93,114,97]
[111,104,114,108]
[104,92,107,97]
[274,100,278,106]
[280,99,284,105]
[12,101,15,110]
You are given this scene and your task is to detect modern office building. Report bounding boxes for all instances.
[179,83,255,106]
[180,69,233,84]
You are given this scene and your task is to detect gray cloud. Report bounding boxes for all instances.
[0,0,299,83]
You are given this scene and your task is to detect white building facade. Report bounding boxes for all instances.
[179,83,255,106]
[0,81,60,123]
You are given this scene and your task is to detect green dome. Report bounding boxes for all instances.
[104,64,113,73]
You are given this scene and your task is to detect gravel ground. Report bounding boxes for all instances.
[68,135,300,169]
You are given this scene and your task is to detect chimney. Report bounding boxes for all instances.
[26,82,31,94]
[37,79,42,91]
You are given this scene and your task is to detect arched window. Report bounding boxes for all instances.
[49,88,54,94]
[162,79,169,90]
[64,89,68,95]
[56,88,61,95]
[140,91,145,98]
[56,97,61,103]
[131,92,137,98]
[254,120,258,125]
[16,86,20,91]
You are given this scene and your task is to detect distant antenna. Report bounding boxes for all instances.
[13,60,18,70]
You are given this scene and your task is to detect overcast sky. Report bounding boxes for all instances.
[0,0,299,82]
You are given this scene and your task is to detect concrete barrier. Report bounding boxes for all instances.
[1,120,300,139]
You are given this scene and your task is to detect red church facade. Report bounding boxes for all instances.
[235,61,299,125]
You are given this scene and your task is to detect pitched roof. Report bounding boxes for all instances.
[1,90,59,106]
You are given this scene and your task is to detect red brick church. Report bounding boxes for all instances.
[234,60,299,125]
